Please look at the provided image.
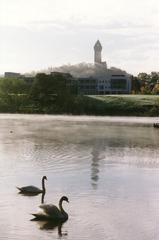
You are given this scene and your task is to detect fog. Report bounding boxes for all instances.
[29,62,127,78]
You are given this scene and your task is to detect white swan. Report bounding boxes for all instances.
[32,196,69,221]
[17,176,47,195]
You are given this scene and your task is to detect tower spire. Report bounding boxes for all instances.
[94,40,102,64]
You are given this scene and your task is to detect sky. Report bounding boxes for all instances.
[0,0,159,75]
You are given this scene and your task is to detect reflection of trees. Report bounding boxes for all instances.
[91,139,105,189]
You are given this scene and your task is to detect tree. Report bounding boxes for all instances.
[0,77,31,112]
[138,72,150,82]
[131,76,141,93]
[140,85,152,94]
[0,77,29,94]
[150,72,159,84]
[30,72,77,107]
[152,84,159,94]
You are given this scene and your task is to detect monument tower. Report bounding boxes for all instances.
[94,40,107,69]
[94,40,102,64]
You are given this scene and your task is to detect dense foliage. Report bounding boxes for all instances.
[132,72,159,94]
[0,71,159,116]
[0,77,30,112]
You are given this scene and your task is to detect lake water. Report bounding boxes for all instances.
[0,114,159,240]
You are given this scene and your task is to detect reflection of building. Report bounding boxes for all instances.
[90,139,106,189]
[77,40,132,95]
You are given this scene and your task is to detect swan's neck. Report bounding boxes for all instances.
[41,192,45,204]
[59,199,65,213]
[42,178,45,192]
[59,199,68,220]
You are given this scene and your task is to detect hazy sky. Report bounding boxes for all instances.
[0,0,159,75]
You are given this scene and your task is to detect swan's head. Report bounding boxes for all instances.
[61,196,69,203]
[43,176,47,181]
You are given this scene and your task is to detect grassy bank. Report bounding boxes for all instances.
[72,95,159,116]
[0,94,159,116]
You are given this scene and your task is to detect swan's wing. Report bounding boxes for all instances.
[18,185,42,193]
[39,204,61,217]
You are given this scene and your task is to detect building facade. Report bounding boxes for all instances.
[78,77,97,95]
[4,72,21,78]
[78,40,132,95]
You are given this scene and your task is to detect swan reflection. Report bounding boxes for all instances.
[36,221,68,236]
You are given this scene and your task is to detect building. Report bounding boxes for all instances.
[4,72,22,78]
[4,72,34,85]
[78,77,97,95]
[77,40,132,95]
[95,69,131,94]
[94,40,107,69]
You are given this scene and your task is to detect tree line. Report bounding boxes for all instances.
[0,72,78,113]
[0,71,159,114]
[132,72,159,94]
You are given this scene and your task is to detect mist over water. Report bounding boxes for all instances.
[0,114,159,240]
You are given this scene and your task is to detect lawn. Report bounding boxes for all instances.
[81,95,159,116]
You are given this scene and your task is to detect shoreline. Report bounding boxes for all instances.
[0,113,158,126]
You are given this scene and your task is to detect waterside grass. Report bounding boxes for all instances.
[0,94,159,116]
[73,95,159,116]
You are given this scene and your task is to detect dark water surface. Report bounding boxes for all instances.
[0,114,159,240]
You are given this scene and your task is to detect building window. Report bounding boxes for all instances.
[111,79,127,89]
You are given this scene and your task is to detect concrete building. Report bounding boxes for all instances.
[94,40,131,94]
[4,72,34,84]
[4,41,131,95]
[5,72,22,78]
[94,40,107,70]
[78,40,132,95]
[78,77,97,95]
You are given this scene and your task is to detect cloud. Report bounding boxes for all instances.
[29,18,152,32]
[0,0,159,75]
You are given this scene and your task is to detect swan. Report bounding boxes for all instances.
[41,191,46,204]
[17,176,47,195]
[32,196,69,221]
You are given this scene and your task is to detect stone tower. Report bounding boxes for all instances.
[94,40,102,64]
[94,40,107,69]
